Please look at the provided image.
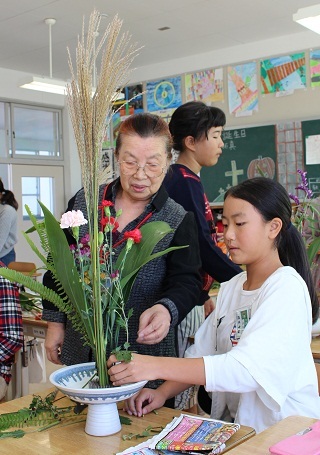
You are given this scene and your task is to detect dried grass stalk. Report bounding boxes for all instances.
[66,10,140,209]
[65,10,140,386]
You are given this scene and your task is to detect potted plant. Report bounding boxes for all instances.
[0,10,183,436]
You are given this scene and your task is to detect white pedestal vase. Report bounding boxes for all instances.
[50,362,147,437]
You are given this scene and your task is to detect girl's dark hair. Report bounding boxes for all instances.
[225,177,319,323]
[115,113,173,158]
[0,178,18,210]
[169,101,226,152]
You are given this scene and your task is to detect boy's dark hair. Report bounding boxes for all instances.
[169,101,226,152]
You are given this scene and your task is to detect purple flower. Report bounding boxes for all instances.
[289,193,300,205]
[295,169,313,199]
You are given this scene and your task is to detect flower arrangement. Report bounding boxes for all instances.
[0,10,182,388]
[289,169,320,265]
[0,199,179,390]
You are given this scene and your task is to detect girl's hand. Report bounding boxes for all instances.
[123,387,166,417]
[107,353,153,386]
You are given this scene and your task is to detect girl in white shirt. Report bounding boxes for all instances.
[108,177,320,433]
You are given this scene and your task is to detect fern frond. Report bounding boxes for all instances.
[22,232,48,267]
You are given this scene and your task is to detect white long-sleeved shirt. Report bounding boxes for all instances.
[186,267,320,433]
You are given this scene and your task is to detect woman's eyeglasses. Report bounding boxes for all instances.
[119,160,165,178]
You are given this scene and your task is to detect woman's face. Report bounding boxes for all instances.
[116,134,169,202]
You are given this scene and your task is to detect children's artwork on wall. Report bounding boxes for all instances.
[227,62,258,116]
[113,84,144,116]
[310,49,320,87]
[260,53,306,94]
[146,77,182,112]
[151,108,175,124]
[185,68,224,104]
[100,148,115,183]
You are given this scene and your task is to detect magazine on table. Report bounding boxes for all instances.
[117,414,240,455]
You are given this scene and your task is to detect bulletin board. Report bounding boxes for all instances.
[201,120,320,202]
[200,124,276,203]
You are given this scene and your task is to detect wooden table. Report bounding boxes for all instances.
[311,335,320,360]
[227,415,318,454]
[0,389,255,454]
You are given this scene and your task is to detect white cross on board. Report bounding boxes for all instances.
[225,160,244,186]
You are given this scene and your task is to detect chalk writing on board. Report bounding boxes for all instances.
[310,177,320,196]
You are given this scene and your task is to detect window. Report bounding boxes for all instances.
[11,104,61,158]
[22,177,54,220]
[0,102,9,158]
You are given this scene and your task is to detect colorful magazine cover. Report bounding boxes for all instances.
[117,414,240,455]
[149,414,240,454]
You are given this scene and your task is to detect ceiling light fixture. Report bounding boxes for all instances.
[20,18,67,95]
[293,4,320,35]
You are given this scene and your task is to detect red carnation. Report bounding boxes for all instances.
[101,216,119,232]
[124,228,142,244]
[102,200,113,207]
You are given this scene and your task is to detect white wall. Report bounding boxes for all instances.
[1,28,320,202]
[0,66,81,203]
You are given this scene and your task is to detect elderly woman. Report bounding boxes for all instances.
[42,113,202,399]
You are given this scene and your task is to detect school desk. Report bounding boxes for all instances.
[226,415,318,455]
[311,335,320,360]
[7,317,48,399]
[0,389,255,454]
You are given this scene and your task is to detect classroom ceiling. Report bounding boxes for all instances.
[0,0,318,80]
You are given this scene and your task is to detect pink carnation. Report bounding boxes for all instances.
[60,210,88,229]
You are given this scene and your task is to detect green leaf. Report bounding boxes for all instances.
[113,350,132,363]
[307,237,320,265]
[120,415,132,425]
[115,221,187,303]
[38,201,95,348]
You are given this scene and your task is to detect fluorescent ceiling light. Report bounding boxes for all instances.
[20,76,67,95]
[293,4,320,34]
[20,76,126,100]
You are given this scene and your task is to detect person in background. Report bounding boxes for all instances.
[108,177,320,434]
[0,264,23,400]
[42,113,202,407]
[164,101,242,409]
[0,179,18,266]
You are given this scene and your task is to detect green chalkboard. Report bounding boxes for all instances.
[301,119,320,196]
[201,124,276,203]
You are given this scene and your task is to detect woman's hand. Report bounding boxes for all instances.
[45,322,65,365]
[123,388,166,417]
[107,353,154,386]
[136,304,171,344]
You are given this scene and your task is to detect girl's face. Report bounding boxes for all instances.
[193,126,224,167]
[222,195,276,266]
[116,134,168,202]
